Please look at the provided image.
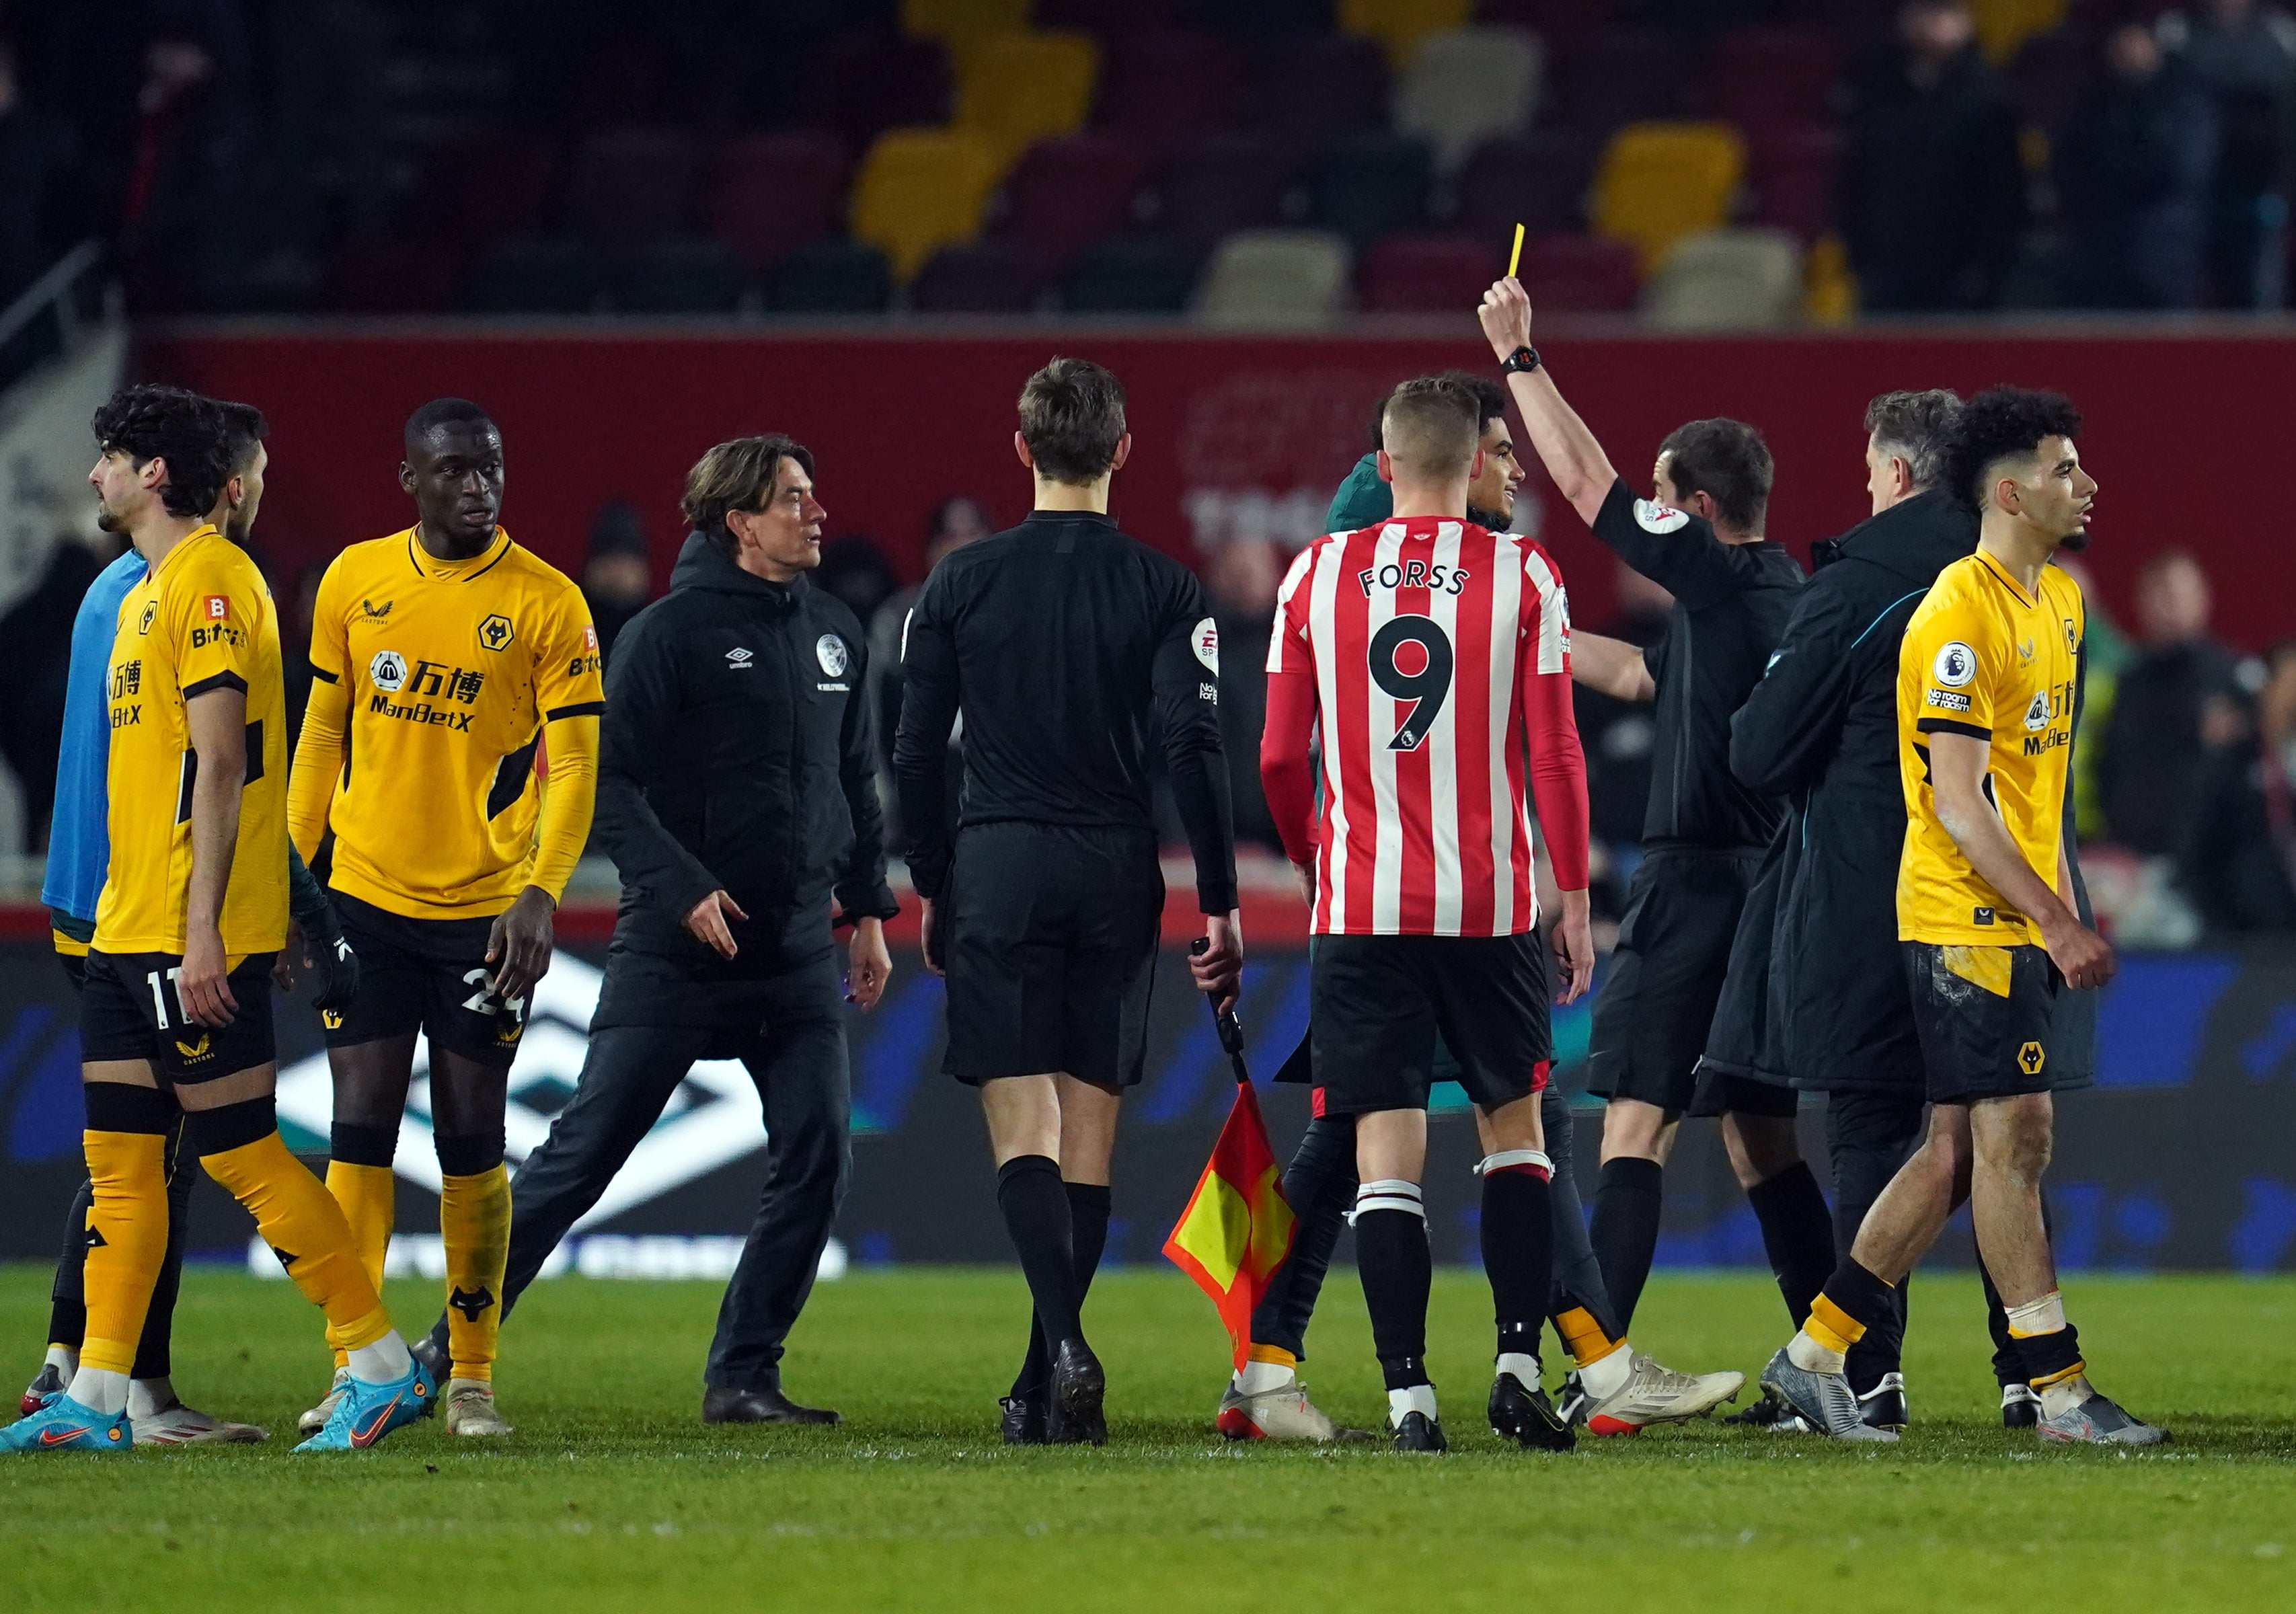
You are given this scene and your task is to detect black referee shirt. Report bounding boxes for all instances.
[892,510,1239,913]
[1589,478,1804,851]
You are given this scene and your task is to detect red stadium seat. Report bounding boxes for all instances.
[1747,126,1841,244]
[1246,32,1389,153]
[1515,233,1638,312]
[911,240,1048,311]
[1457,131,1599,238]
[1357,233,1504,312]
[1144,134,1301,262]
[562,128,700,248]
[1038,0,1182,38]
[1474,0,1615,54]
[1095,30,1242,158]
[1556,28,1694,136]
[816,31,955,149]
[1706,26,1841,134]
[707,131,853,273]
[1000,134,1154,277]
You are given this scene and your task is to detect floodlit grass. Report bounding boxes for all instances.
[2,1264,2291,1612]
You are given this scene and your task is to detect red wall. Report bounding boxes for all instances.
[139,323,2294,648]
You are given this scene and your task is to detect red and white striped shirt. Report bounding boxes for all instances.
[1260,517,1591,937]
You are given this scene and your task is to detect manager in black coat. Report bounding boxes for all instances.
[422,434,897,1426]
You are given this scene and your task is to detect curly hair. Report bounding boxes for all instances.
[1950,387,2083,511]
[89,385,230,518]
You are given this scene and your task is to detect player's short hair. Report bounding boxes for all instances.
[215,399,268,474]
[1018,357,1127,485]
[1950,387,2082,510]
[1381,376,1481,484]
[1657,418,1773,533]
[1864,389,1960,491]
[1442,370,1509,436]
[681,434,816,555]
[404,397,496,454]
[89,384,230,518]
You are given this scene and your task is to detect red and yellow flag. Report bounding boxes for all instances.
[1162,1081,1296,1370]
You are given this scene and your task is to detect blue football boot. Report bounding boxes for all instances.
[293,1354,436,1452]
[0,1392,132,1453]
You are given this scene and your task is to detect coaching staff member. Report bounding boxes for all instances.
[895,358,1240,1445]
[418,434,896,1425]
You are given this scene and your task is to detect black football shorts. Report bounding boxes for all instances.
[1586,847,1763,1113]
[1903,942,2060,1104]
[81,948,278,1083]
[324,890,527,1068]
[1310,931,1552,1117]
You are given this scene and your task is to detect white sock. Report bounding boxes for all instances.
[2038,1372,2094,1420]
[1238,1359,1295,1395]
[67,1365,129,1416]
[128,1376,174,1421]
[42,1344,77,1375]
[2005,1291,2067,1337]
[347,1330,413,1384]
[1578,1343,1636,1400]
[1786,1328,1845,1377]
[1496,1350,1541,1387]
[1387,1383,1437,1426]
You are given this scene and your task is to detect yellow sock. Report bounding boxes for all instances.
[79,1130,170,1376]
[201,1130,391,1350]
[1803,1293,1868,1358]
[1554,1305,1628,1369]
[323,1160,395,1363]
[440,1164,511,1383]
[1246,1344,1296,1369]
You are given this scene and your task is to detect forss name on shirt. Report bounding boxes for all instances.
[1357,556,1473,598]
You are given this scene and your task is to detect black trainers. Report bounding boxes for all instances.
[1722,1387,1803,1430]
[2001,1383,2040,1429]
[1046,1340,1106,1446]
[1000,1394,1047,1445]
[1858,1372,1909,1432]
[1488,1371,1574,1452]
[1391,1410,1447,1453]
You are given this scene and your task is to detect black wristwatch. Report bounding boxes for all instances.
[1500,345,1541,375]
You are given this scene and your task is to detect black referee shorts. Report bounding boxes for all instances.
[1310,931,1551,1118]
[324,890,527,1068]
[1586,847,1764,1114]
[81,948,278,1084]
[940,821,1163,1091]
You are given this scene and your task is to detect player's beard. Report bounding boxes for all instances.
[94,499,123,534]
[2059,527,2090,553]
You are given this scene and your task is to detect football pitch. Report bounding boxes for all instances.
[2,1264,2291,1613]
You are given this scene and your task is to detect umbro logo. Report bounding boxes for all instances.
[726,647,755,668]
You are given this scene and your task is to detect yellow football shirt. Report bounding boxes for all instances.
[93,526,291,955]
[1896,550,2083,946]
[290,527,603,920]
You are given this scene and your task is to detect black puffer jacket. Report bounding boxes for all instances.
[590,535,896,1020]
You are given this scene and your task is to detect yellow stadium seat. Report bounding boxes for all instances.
[1969,0,2067,66]
[954,31,1100,172]
[1590,121,1747,274]
[1339,0,1475,69]
[1804,233,1858,326]
[850,128,1005,283]
[903,0,1031,55]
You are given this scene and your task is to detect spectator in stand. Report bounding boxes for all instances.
[116,20,257,313]
[2161,0,2296,309]
[1840,1,2025,312]
[2180,642,2296,931]
[2059,22,2219,309]
[1205,537,1283,853]
[2099,549,2244,856]
[817,535,901,637]
[869,496,995,847]
[582,501,653,665]
[0,521,115,850]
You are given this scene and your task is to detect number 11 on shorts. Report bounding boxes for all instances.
[147,966,182,1029]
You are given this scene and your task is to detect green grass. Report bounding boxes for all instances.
[2,1264,2291,1612]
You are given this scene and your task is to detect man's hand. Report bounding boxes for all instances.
[685,889,747,960]
[1291,859,1315,907]
[1550,888,1595,1005]
[847,915,892,1009]
[1192,910,1244,1015]
[1478,276,1534,361]
[919,897,945,976]
[179,922,237,1028]
[486,885,556,1003]
[2040,915,2116,992]
[274,919,307,992]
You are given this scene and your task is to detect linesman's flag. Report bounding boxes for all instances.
[1162,952,1295,1370]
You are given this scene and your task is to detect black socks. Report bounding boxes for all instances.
[1012,1181,1112,1401]
[1354,1180,1431,1389]
[995,1155,1084,1362]
[1479,1165,1554,1348]
[1747,1161,1836,1330]
[1590,1156,1665,1333]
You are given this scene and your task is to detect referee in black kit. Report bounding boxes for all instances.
[894,358,1241,1446]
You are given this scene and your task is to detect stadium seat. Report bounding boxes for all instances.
[1338,0,1475,69]
[562,128,699,249]
[1094,30,1242,158]
[1590,121,1746,274]
[849,128,1005,282]
[610,239,752,314]
[768,239,894,312]
[1804,231,1858,325]
[903,0,1031,57]
[1705,27,1839,136]
[1306,133,1433,249]
[1457,130,1598,239]
[319,238,467,315]
[1039,0,1182,35]
[1001,133,1154,277]
[818,32,954,148]
[1247,32,1389,151]
[1747,126,1840,244]
[1356,231,1501,312]
[463,237,606,315]
[1556,28,1692,137]
[1059,235,1197,312]
[1393,25,1545,175]
[1970,0,2067,67]
[1474,0,1612,54]
[1514,232,1638,313]
[1640,227,1804,331]
[707,131,853,274]
[1144,135,1301,262]
[1190,228,1352,328]
[912,240,1048,311]
[954,31,1100,171]
[412,134,558,242]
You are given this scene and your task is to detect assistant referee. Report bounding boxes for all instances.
[894,358,1240,1446]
